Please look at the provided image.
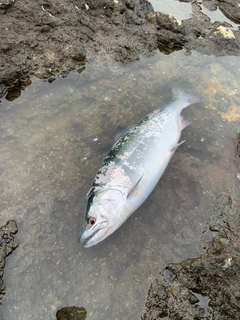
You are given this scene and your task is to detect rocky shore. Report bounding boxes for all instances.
[1,0,240,98]
[142,194,240,320]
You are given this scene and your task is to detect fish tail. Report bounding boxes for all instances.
[171,84,202,109]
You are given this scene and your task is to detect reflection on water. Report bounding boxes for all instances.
[151,0,240,30]
[0,49,240,320]
[150,0,192,20]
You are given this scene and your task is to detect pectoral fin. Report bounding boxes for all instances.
[127,172,144,198]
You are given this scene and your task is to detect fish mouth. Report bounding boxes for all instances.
[79,221,108,248]
[79,228,100,246]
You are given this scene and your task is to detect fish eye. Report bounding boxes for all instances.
[88,216,96,226]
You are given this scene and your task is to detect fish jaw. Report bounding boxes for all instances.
[80,189,127,247]
[80,220,110,248]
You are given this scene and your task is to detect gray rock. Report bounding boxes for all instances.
[0,220,18,302]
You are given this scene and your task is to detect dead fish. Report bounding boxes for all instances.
[80,86,201,247]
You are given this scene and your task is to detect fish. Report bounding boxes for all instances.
[80,86,201,247]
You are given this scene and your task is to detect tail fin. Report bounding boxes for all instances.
[171,84,202,109]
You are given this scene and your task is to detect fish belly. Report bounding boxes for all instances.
[125,118,181,215]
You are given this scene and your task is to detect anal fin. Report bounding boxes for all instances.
[171,140,185,152]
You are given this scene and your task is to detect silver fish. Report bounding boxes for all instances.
[80,87,200,247]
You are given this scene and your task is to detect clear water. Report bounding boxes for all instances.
[0,2,240,320]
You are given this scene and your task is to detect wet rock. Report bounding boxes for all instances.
[147,12,186,50]
[56,306,87,320]
[219,0,240,24]
[142,194,240,320]
[181,3,239,56]
[0,220,18,302]
[148,1,240,57]
[1,0,240,99]
[236,132,240,158]
[202,0,219,11]
[185,0,240,23]
[4,79,32,102]
[0,0,14,10]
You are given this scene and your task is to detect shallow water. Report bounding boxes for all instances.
[1,3,240,320]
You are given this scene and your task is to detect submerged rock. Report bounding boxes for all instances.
[56,306,87,320]
[142,194,240,320]
[0,220,18,302]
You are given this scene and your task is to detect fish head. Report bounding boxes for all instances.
[79,188,126,248]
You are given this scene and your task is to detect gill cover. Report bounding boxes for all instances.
[80,170,143,247]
